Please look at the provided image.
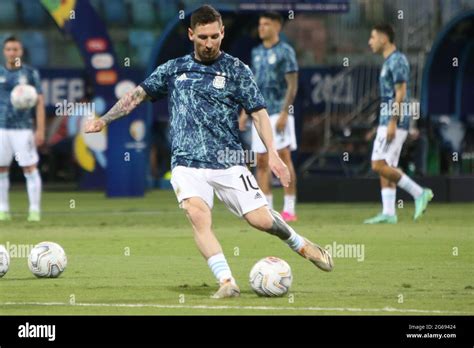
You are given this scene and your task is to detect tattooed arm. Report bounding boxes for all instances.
[85,85,149,133]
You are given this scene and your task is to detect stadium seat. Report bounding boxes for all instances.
[19,0,47,26]
[0,34,12,65]
[64,43,84,67]
[129,0,156,27]
[89,0,103,16]
[20,32,48,68]
[0,33,13,45]
[0,0,18,26]
[103,0,128,25]
[129,30,155,67]
[155,0,178,25]
[114,41,129,65]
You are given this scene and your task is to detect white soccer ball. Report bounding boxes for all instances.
[0,244,10,278]
[10,84,38,110]
[249,256,292,297]
[28,242,67,278]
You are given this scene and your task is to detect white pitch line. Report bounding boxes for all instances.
[0,302,469,315]
[16,210,180,216]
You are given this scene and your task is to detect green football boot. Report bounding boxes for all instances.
[27,211,41,222]
[414,188,434,221]
[363,213,398,224]
[0,211,12,221]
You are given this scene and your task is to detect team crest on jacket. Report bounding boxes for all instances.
[18,75,28,85]
[212,75,226,89]
[268,53,276,64]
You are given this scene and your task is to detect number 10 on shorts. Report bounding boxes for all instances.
[239,174,259,191]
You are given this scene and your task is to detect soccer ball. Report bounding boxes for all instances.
[249,256,292,297]
[0,244,10,278]
[28,242,67,278]
[10,84,38,110]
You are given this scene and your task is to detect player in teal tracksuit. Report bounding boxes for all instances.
[0,36,45,222]
[365,24,433,224]
[85,5,333,299]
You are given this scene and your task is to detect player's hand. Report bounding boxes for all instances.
[35,129,45,147]
[269,150,290,187]
[364,127,376,142]
[239,112,248,131]
[386,122,396,142]
[276,111,288,133]
[85,118,106,133]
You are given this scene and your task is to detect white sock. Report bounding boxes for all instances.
[24,169,42,213]
[381,188,396,216]
[207,253,233,284]
[283,224,305,252]
[0,172,10,212]
[397,174,423,199]
[265,194,273,210]
[283,194,296,215]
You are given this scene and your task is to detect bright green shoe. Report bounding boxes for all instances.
[0,211,12,221]
[414,188,434,221]
[27,211,41,222]
[364,213,398,224]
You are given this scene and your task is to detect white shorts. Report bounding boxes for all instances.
[0,128,39,167]
[371,126,408,167]
[170,165,267,217]
[251,113,297,154]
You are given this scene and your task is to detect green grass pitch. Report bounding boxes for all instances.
[0,188,473,315]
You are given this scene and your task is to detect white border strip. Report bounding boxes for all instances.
[1,302,469,314]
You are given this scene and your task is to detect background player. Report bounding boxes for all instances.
[239,11,299,222]
[86,5,333,299]
[0,36,44,222]
[364,24,433,224]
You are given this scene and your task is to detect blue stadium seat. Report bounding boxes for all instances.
[64,43,84,67]
[129,30,155,67]
[0,33,13,45]
[0,33,13,65]
[155,0,178,25]
[129,0,156,27]
[18,0,47,26]
[103,0,128,25]
[89,0,103,16]
[0,0,18,25]
[20,32,48,68]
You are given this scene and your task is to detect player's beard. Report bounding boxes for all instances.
[198,47,219,62]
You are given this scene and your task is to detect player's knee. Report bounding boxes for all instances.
[371,162,379,172]
[22,165,37,174]
[287,162,296,179]
[184,205,204,222]
[256,214,274,231]
[371,161,384,173]
[245,207,273,231]
[278,148,290,163]
[256,154,269,171]
[182,199,209,224]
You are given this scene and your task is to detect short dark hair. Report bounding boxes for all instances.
[373,23,395,43]
[190,5,222,29]
[3,35,21,47]
[260,11,283,25]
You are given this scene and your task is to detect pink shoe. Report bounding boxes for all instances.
[281,211,298,222]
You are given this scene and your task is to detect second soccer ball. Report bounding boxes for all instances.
[0,245,10,278]
[10,84,38,110]
[28,242,67,278]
